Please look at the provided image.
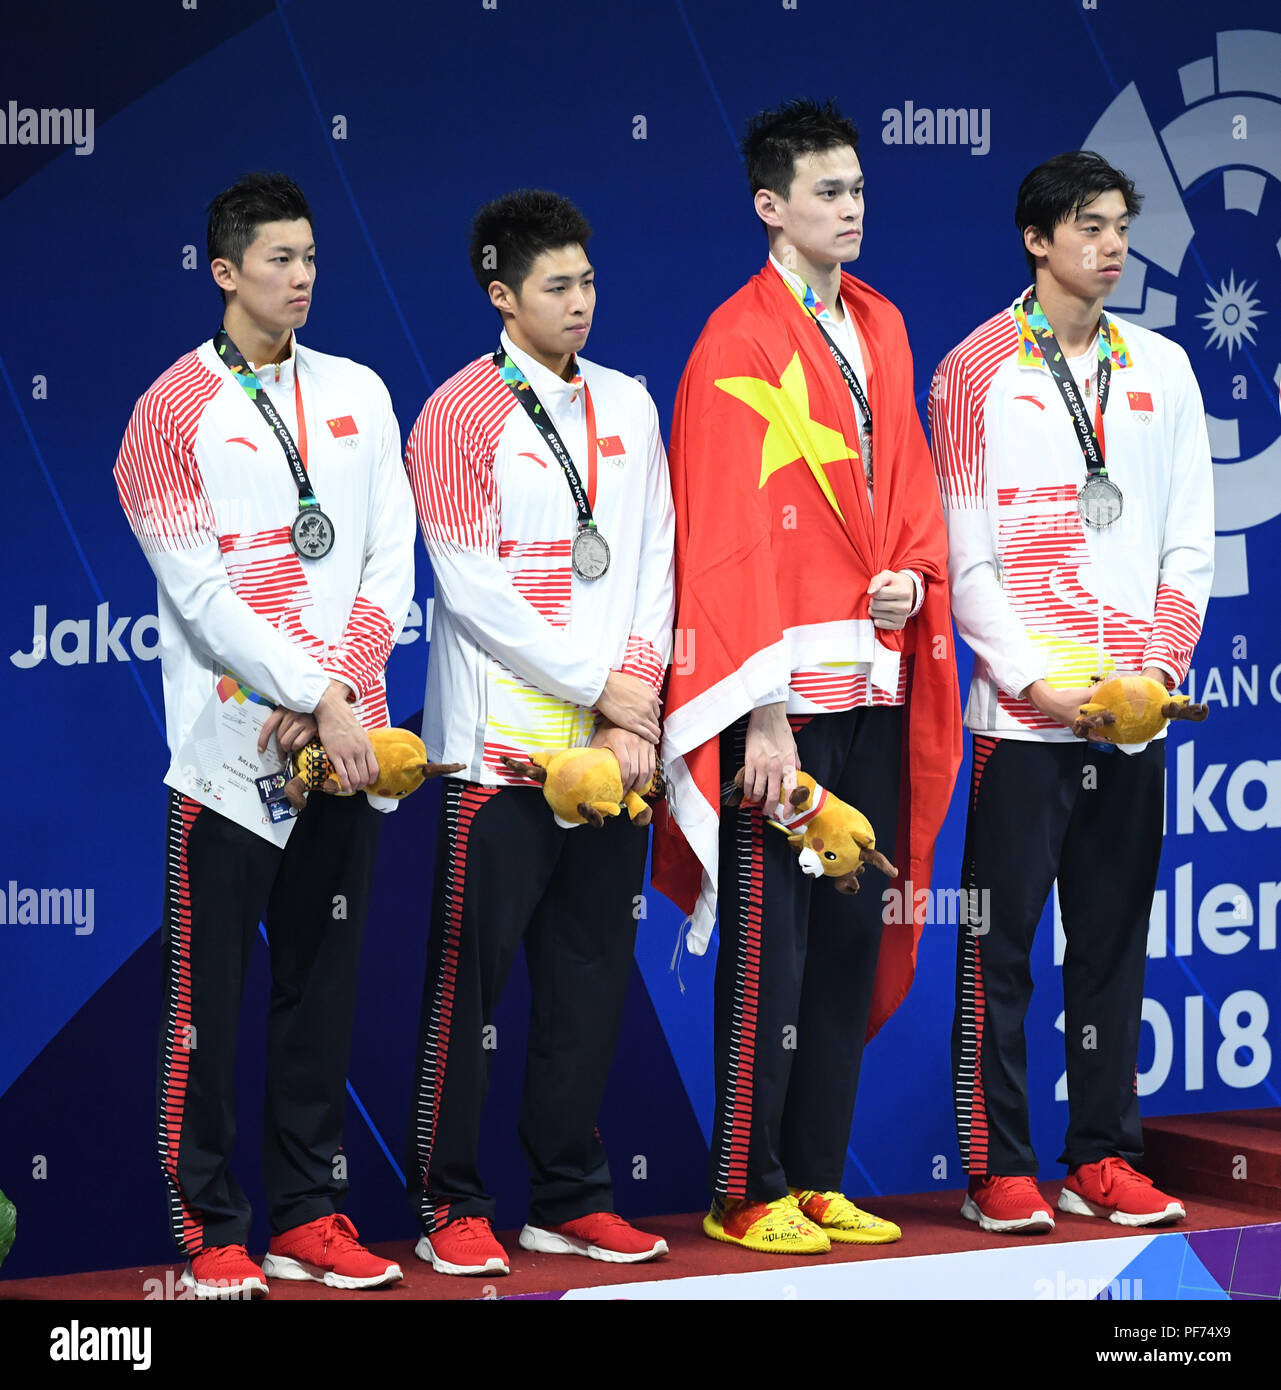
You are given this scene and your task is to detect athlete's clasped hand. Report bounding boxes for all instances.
[597,670,662,743]
[592,672,662,792]
[867,569,916,630]
[591,719,657,794]
[255,682,378,793]
[313,680,379,793]
[742,701,800,818]
[258,708,318,757]
[1024,680,1102,733]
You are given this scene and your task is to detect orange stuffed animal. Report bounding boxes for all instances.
[284,728,463,809]
[727,768,898,893]
[501,748,663,829]
[1073,674,1208,744]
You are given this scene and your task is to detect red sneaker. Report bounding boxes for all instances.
[519,1212,669,1263]
[416,1217,510,1276]
[1059,1157,1186,1227]
[961,1176,1055,1233]
[262,1213,403,1289]
[180,1244,269,1300]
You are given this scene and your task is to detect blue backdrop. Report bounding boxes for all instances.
[2,0,1278,1280]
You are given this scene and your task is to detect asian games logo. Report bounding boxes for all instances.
[1083,28,1281,598]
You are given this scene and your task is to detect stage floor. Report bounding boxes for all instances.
[3,1183,1278,1300]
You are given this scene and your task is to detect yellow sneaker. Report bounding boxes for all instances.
[703,1194,830,1254]
[792,1188,902,1244]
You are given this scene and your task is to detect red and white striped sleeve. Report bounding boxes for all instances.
[929,319,1047,700]
[1142,344,1214,685]
[113,360,331,714]
[114,359,220,553]
[406,369,612,709]
[408,371,502,558]
[929,343,989,511]
[1145,584,1203,687]
[620,635,665,691]
[323,380,415,700]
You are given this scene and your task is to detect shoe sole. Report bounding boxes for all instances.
[260,1253,403,1289]
[960,1194,1055,1234]
[823,1226,902,1245]
[415,1234,509,1277]
[1057,1188,1186,1227]
[702,1216,830,1255]
[180,1265,269,1300]
[518,1224,669,1263]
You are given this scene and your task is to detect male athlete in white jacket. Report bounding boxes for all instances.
[930,150,1213,1236]
[404,190,674,1276]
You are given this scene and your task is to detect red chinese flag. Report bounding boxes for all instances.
[597,435,625,456]
[327,415,358,438]
[1127,391,1154,412]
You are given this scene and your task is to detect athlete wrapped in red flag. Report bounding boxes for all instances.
[656,265,960,995]
[653,100,961,1254]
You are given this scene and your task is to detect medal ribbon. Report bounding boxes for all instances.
[494,348,599,521]
[215,327,318,507]
[1018,289,1111,477]
[769,784,829,833]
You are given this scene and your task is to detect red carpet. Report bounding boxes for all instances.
[2,1182,1276,1300]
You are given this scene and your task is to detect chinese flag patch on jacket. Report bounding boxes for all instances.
[327,414,358,438]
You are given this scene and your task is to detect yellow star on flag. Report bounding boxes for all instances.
[715,351,857,522]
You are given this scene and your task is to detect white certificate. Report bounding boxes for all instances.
[165,675,298,847]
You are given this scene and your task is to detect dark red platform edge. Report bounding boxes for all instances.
[1143,1109,1281,1210]
[2,1183,1277,1301]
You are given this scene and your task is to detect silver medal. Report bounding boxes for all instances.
[292,506,336,559]
[1078,475,1123,530]
[572,526,610,580]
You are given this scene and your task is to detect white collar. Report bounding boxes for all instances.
[247,334,299,387]
[768,250,807,299]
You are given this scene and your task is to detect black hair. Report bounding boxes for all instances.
[469,189,592,297]
[742,98,860,200]
[206,172,313,303]
[1015,150,1142,274]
